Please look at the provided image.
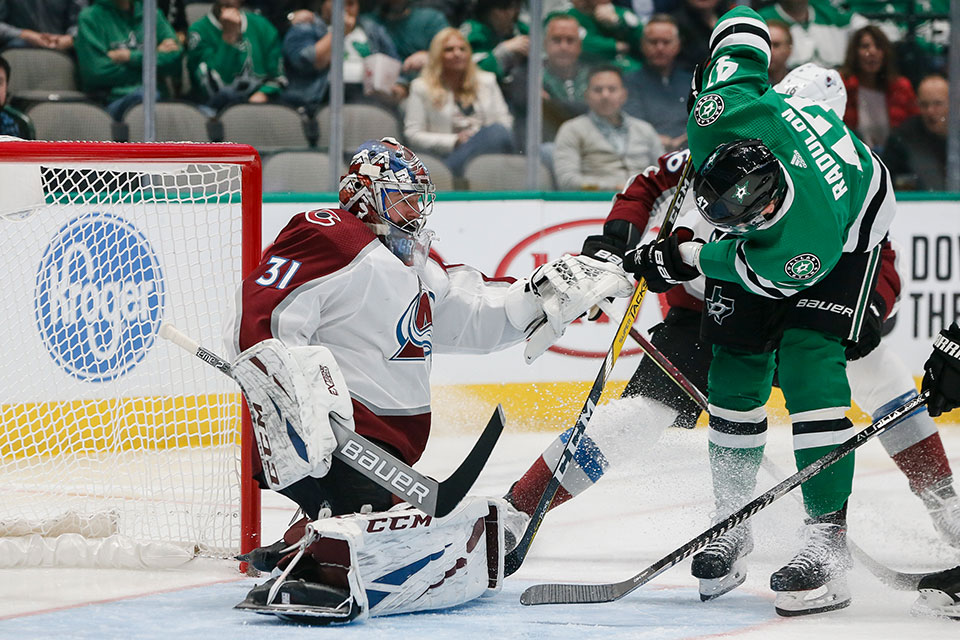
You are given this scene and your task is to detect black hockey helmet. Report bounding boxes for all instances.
[693,139,788,234]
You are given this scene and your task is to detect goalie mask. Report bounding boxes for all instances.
[339,137,437,268]
[693,139,788,235]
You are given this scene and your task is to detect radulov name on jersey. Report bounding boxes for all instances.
[780,107,848,201]
[34,212,165,382]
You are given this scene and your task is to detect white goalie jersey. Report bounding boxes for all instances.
[226,208,527,469]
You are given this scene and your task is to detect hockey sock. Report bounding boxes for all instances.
[708,440,764,511]
[891,434,953,496]
[506,428,608,515]
[794,441,855,517]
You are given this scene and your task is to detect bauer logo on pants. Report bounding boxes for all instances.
[34,212,165,382]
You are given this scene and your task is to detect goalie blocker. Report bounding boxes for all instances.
[236,496,511,624]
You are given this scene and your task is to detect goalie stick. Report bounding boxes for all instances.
[159,323,504,518]
[504,155,695,577]
[520,389,930,605]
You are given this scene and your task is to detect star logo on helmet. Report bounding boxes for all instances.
[733,182,750,203]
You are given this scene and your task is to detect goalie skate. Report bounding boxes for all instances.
[770,519,852,617]
[912,565,960,620]
[691,524,753,601]
[236,577,362,626]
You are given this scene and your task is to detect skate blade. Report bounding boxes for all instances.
[911,589,960,621]
[235,600,358,625]
[699,561,747,602]
[774,579,851,617]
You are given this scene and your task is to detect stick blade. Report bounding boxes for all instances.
[520,583,619,605]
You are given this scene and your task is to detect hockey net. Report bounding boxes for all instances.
[0,140,261,568]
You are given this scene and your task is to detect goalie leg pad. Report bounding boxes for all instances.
[232,339,354,490]
[236,497,506,624]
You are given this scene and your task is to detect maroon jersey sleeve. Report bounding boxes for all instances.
[238,209,378,351]
[607,149,690,232]
[875,239,900,320]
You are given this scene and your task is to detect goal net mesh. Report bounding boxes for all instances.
[0,159,247,558]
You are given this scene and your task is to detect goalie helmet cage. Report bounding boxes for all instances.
[0,140,261,568]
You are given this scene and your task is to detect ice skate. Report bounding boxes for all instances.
[921,478,960,548]
[691,523,753,601]
[236,577,361,625]
[770,517,852,616]
[912,565,960,620]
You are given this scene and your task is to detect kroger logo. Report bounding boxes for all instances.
[34,213,165,382]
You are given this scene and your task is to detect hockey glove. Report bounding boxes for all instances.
[580,220,643,319]
[845,291,887,361]
[686,56,709,114]
[922,323,960,417]
[625,227,703,294]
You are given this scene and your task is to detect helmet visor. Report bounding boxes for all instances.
[376,181,436,235]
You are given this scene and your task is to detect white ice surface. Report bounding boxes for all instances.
[1,410,959,639]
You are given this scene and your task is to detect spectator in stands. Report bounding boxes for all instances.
[882,73,948,192]
[187,0,285,112]
[840,25,917,152]
[371,0,449,78]
[671,0,719,71]
[159,0,187,42]
[0,0,84,51]
[553,64,663,191]
[756,0,860,70]
[248,0,304,37]
[413,0,472,27]
[564,0,644,72]
[404,27,514,177]
[282,0,404,110]
[75,0,183,121]
[460,0,528,83]
[0,54,32,137]
[767,19,793,85]
[623,13,689,152]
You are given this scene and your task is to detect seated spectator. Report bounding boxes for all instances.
[371,0,449,79]
[553,64,663,191]
[840,25,917,152]
[844,0,948,80]
[756,0,861,70]
[0,0,84,51]
[75,0,183,121]
[623,13,689,152]
[671,0,719,71]
[460,0,528,82]
[767,19,793,85]
[413,0,472,27]
[404,27,514,177]
[247,0,304,37]
[882,73,948,191]
[282,0,403,109]
[0,54,33,138]
[159,0,187,42]
[188,0,285,112]
[564,0,643,72]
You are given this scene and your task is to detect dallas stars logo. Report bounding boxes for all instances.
[733,182,750,203]
[784,253,822,281]
[706,286,735,325]
[694,94,724,127]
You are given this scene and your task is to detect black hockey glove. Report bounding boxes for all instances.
[580,220,642,319]
[686,56,709,114]
[624,227,703,294]
[922,323,960,417]
[845,291,887,361]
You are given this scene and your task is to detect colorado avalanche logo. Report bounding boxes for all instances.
[392,290,434,360]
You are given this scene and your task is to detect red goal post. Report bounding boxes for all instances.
[0,140,261,567]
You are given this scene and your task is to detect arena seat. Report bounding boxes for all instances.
[220,103,312,152]
[462,153,554,191]
[124,102,214,142]
[27,101,115,141]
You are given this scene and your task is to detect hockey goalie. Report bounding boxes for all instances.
[223,137,633,623]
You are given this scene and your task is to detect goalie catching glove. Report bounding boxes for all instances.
[923,323,960,418]
[626,227,704,293]
[505,254,633,363]
[232,339,354,490]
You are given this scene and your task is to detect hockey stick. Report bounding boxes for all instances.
[504,156,696,577]
[520,389,930,604]
[614,305,930,592]
[759,456,930,591]
[159,323,504,518]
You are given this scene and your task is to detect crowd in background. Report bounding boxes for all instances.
[0,0,952,190]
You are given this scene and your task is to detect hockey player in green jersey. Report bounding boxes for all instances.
[626,6,897,617]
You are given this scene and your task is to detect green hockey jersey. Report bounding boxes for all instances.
[687,6,895,300]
